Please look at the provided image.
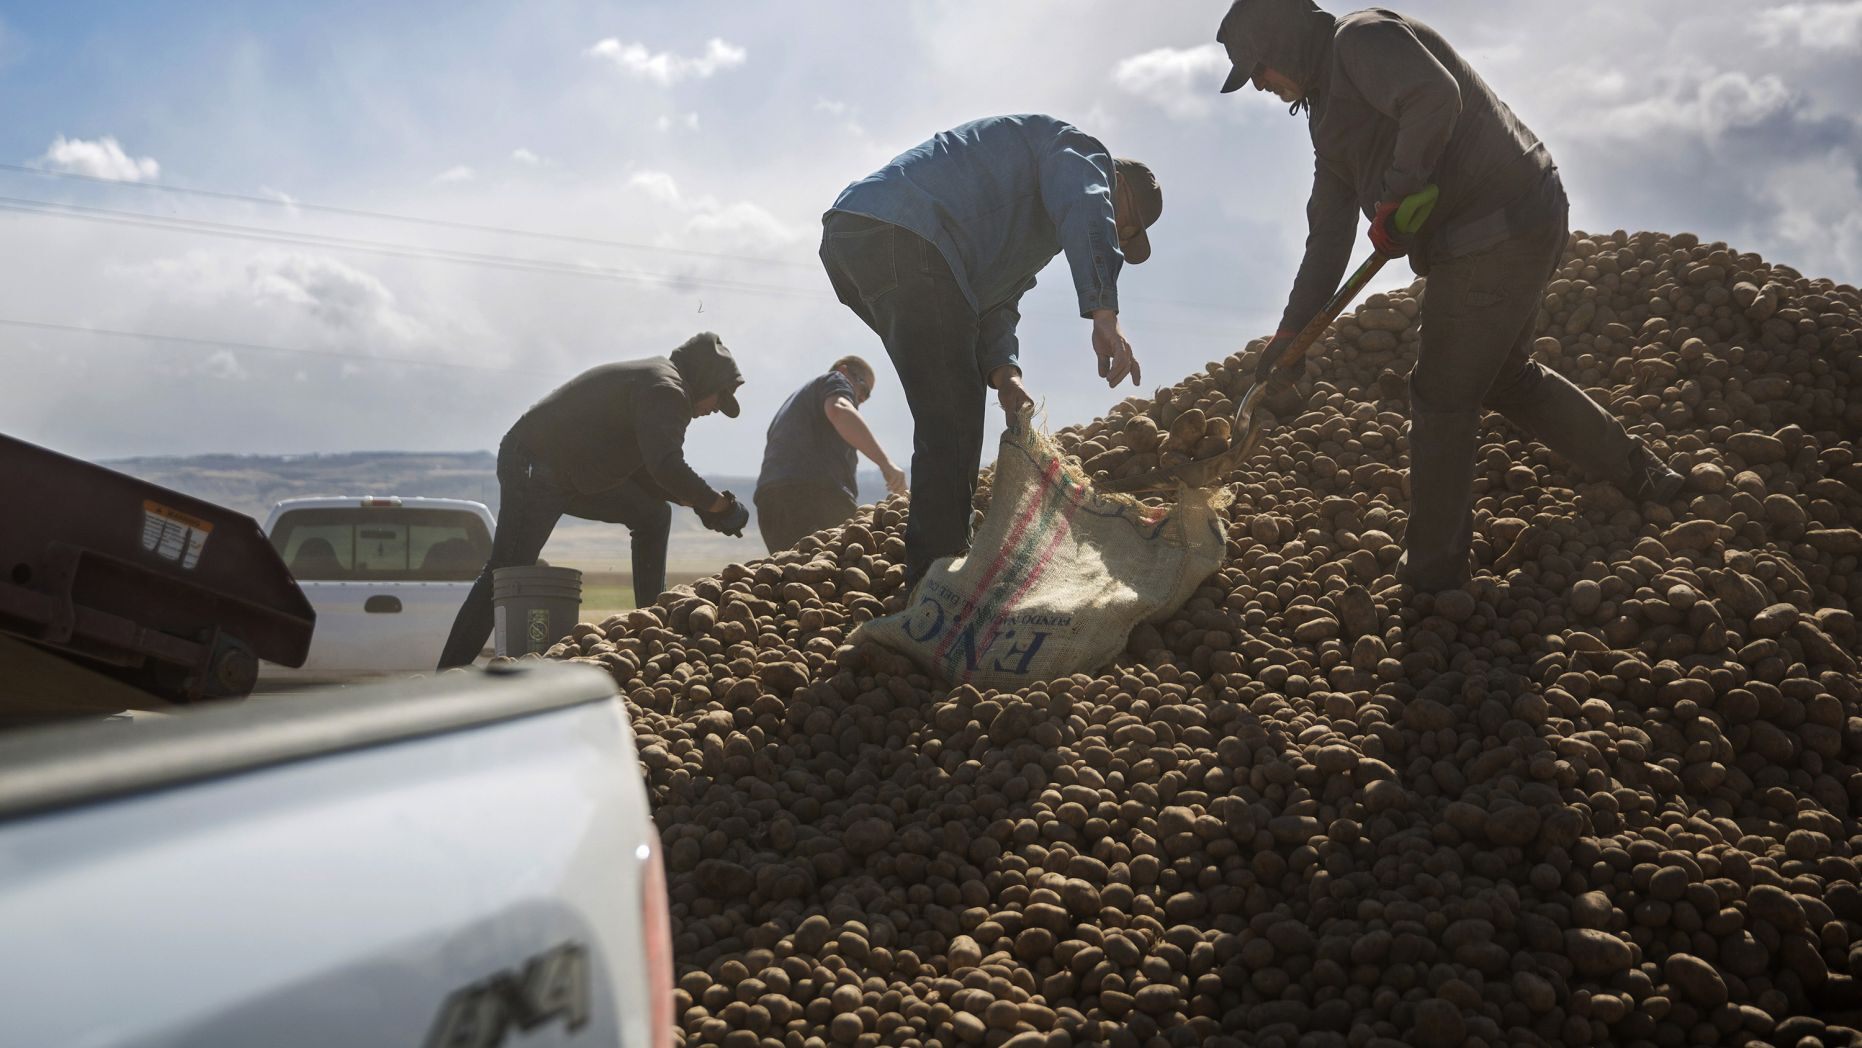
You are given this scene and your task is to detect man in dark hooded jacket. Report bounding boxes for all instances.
[1216,0,1685,590]
[436,332,749,668]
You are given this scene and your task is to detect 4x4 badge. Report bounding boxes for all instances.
[425,941,590,1048]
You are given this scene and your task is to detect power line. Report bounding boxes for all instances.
[0,317,572,378]
[0,163,1255,318]
[0,160,818,270]
[0,197,1256,339]
[0,196,835,302]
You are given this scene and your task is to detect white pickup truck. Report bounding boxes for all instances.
[0,662,673,1048]
[262,496,495,680]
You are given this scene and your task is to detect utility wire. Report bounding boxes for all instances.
[0,196,834,301]
[0,317,571,378]
[0,163,1255,318]
[0,197,1252,338]
[0,160,817,270]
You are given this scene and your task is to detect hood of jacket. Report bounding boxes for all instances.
[669,331,743,417]
[1217,0,1338,102]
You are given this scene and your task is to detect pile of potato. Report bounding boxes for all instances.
[542,230,1862,1047]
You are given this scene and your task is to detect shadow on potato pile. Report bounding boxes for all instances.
[545,229,1862,1048]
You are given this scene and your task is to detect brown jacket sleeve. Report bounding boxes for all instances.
[1278,157,1359,335]
[1335,14,1463,202]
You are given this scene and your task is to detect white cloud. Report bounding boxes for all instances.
[1757,148,1862,279]
[200,350,246,380]
[434,165,475,183]
[123,250,432,351]
[12,0,1862,473]
[249,254,429,344]
[511,147,545,166]
[685,202,797,251]
[586,37,746,86]
[627,170,683,204]
[1112,44,1230,120]
[1551,67,1794,141]
[815,98,866,136]
[654,112,702,132]
[39,135,160,182]
[1758,1,1862,50]
[623,170,800,254]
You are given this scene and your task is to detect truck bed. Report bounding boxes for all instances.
[0,663,665,1047]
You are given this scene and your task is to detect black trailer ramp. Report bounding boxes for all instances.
[0,433,315,704]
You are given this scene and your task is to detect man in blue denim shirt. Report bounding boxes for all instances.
[822,113,1162,584]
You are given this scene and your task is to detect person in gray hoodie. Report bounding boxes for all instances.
[1215,0,1685,591]
[437,332,748,668]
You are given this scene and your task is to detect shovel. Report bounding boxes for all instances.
[1103,184,1438,495]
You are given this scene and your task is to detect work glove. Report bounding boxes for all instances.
[698,491,750,537]
[1368,185,1439,258]
[1253,329,1298,384]
[1368,201,1410,257]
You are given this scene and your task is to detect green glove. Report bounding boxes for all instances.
[1369,185,1439,257]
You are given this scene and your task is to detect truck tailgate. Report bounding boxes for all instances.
[0,664,663,1048]
[271,580,474,677]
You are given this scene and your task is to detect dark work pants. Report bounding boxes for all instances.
[1401,198,1640,590]
[820,213,985,582]
[436,438,671,668]
[755,483,858,554]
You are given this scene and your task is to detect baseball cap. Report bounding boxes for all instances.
[1113,158,1162,265]
[1217,0,1264,94]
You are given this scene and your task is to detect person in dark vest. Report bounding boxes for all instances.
[436,332,749,668]
[1215,0,1686,591]
[754,355,908,553]
[821,114,1163,586]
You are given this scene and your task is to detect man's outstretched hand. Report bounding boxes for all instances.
[1090,310,1141,388]
[990,365,1034,426]
[881,463,908,497]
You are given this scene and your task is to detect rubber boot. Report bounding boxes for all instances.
[1397,408,1482,591]
[1489,362,1639,483]
[1618,443,1686,504]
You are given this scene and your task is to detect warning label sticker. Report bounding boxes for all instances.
[141,500,214,570]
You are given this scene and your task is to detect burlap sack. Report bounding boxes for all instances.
[853,412,1227,689]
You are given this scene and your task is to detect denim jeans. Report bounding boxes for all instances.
[755,483,858,554]
[820,212,986,582]
[436,437,671,668]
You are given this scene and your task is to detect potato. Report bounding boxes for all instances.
[565,229,1862,1048]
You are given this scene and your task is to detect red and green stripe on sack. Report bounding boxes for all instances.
[932,457,1088,680]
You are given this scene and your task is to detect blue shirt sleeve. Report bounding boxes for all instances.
[1036,124,1123,317]
[978,275,1034,379]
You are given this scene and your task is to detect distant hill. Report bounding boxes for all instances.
[103,450,888,575]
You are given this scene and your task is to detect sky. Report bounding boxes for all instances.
[2,0,1859,473]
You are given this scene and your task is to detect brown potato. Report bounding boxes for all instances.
[564,230,1862,1047]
